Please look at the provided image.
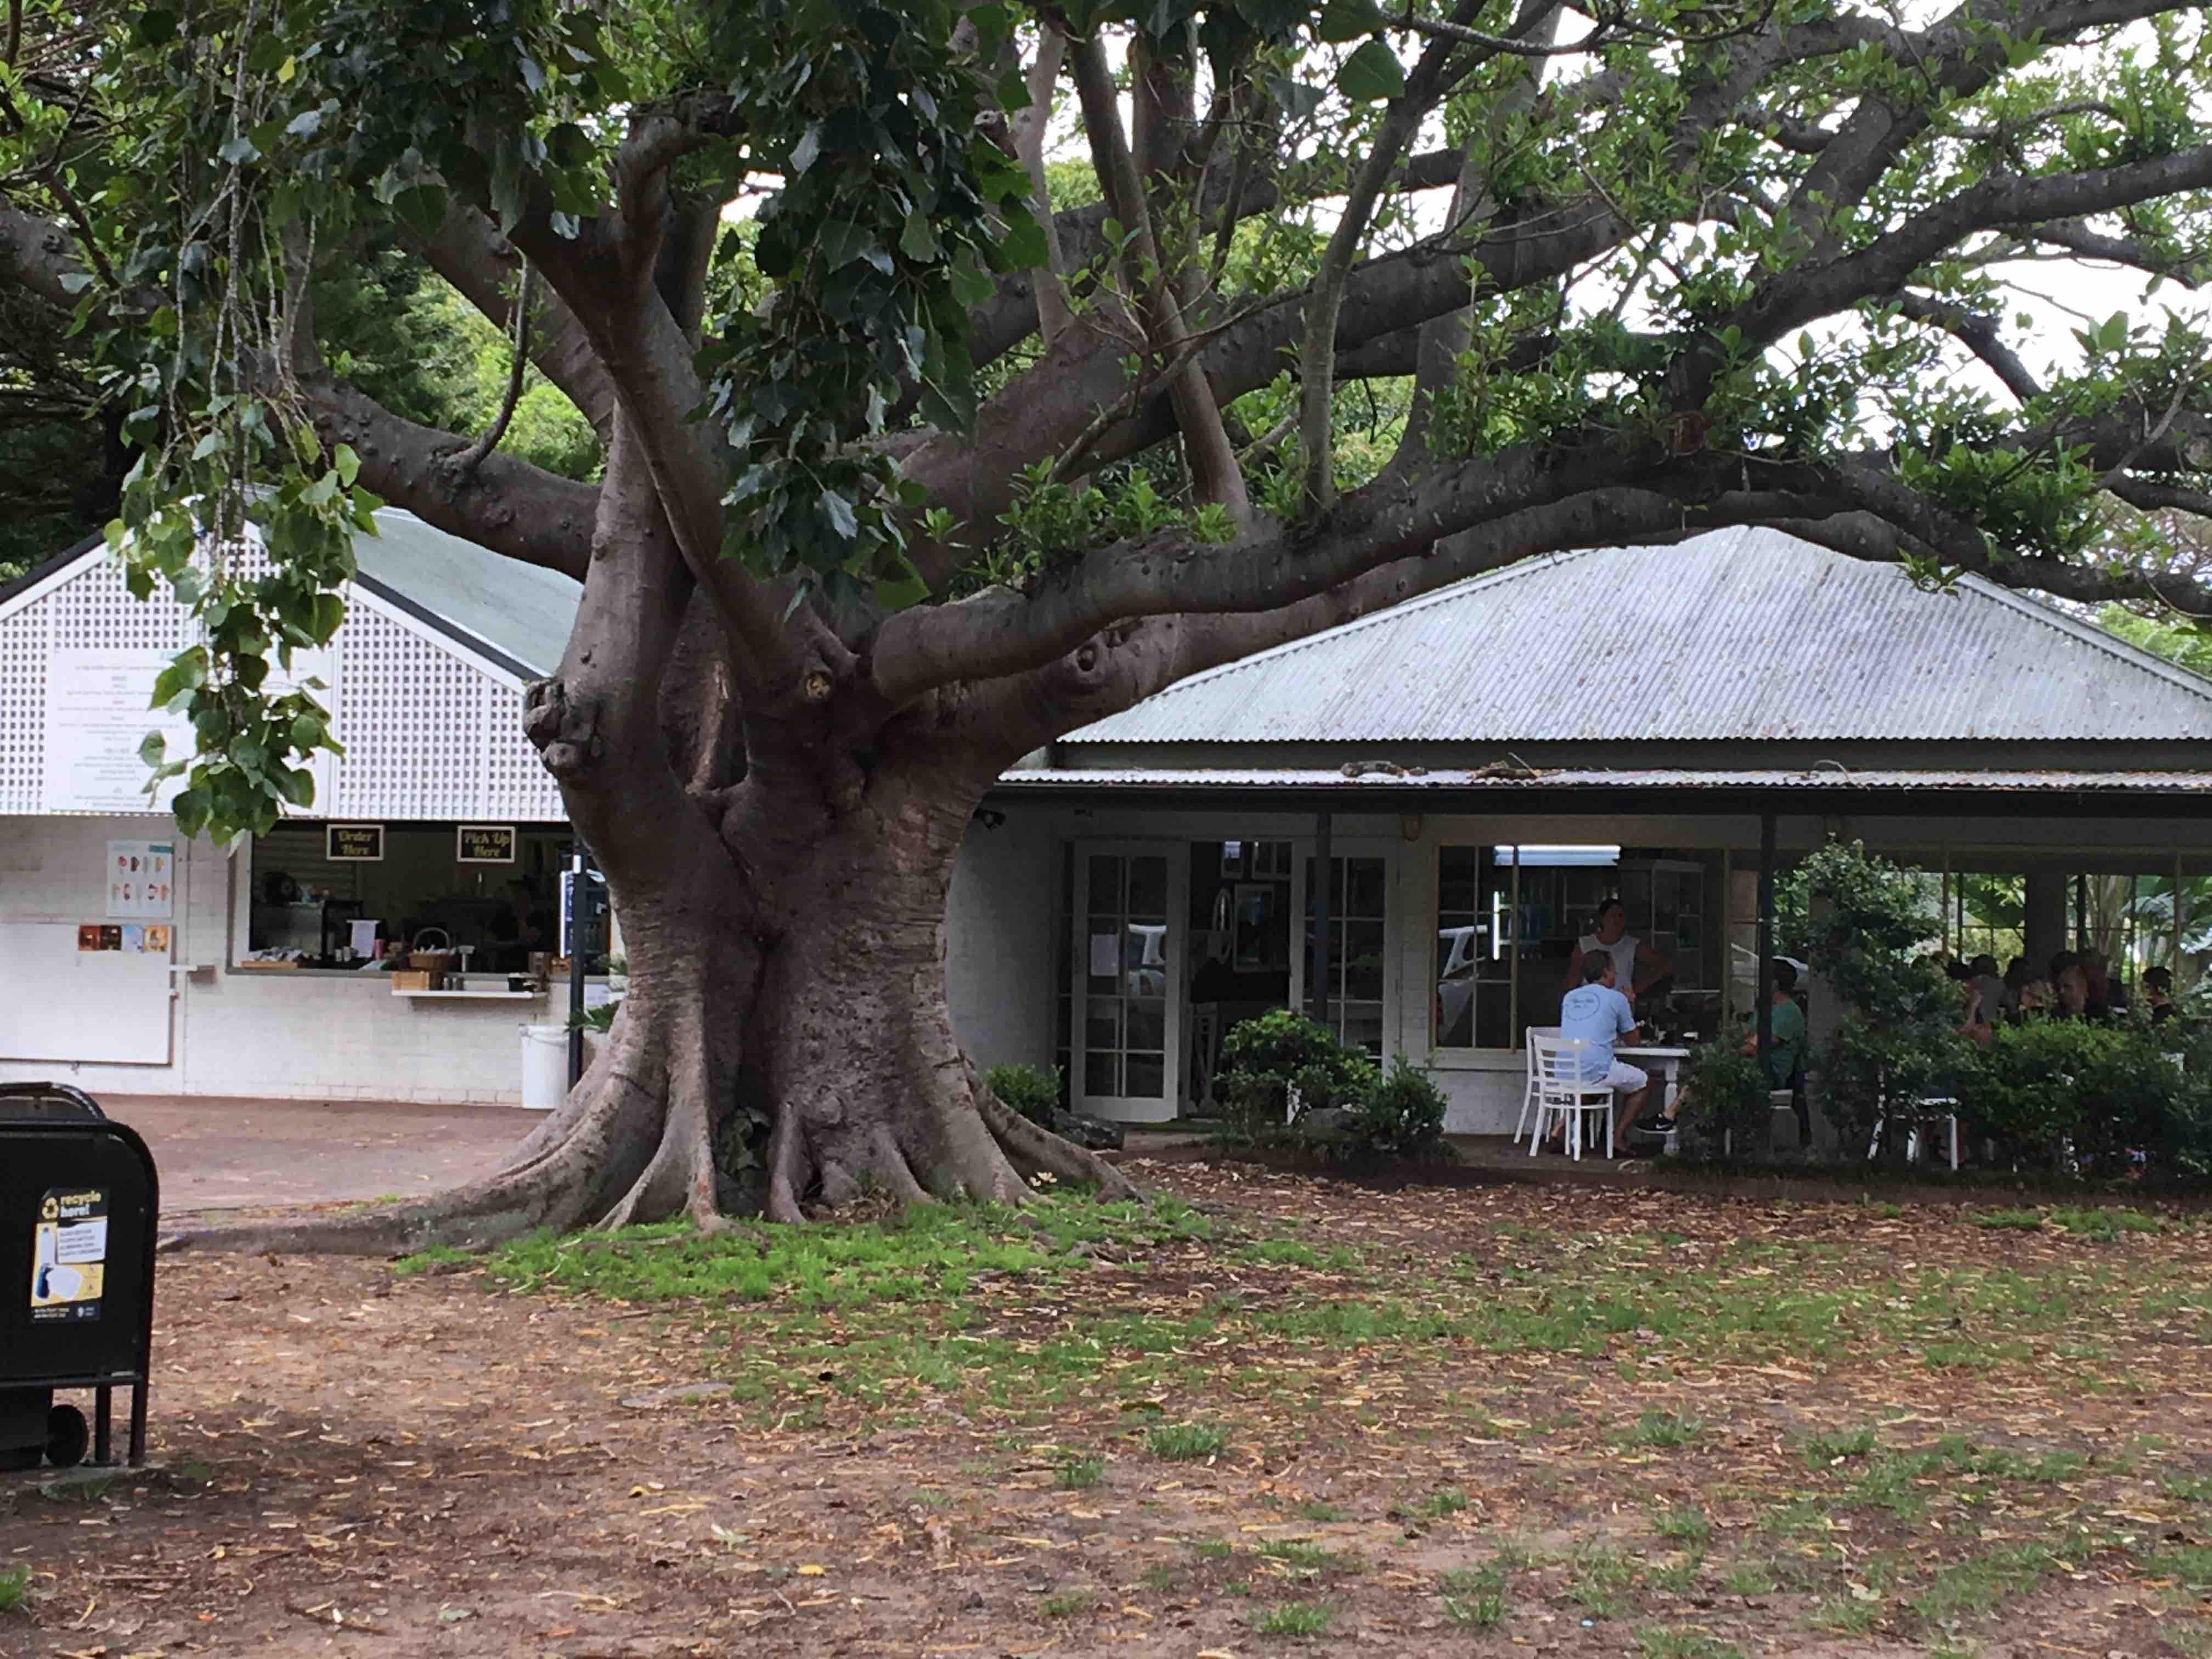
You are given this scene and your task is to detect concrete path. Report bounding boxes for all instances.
[80,1094,533,1216]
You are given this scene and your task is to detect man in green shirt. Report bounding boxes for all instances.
[1750,959,1806,1089]
[1624,959,1805,1142]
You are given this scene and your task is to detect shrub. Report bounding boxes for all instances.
[984,1062,1063,1129]
[1799,841,1972,1157]
[1217,1009,1375,1136]
[1957,1018,2205,1177]
[1352,1057,1448,1159]
[1673,1039,1770,1161]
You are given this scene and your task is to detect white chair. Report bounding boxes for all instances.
[1866,1098,1960,1171]
[1515,1025,1561,1146]
[1530,1034,1616,1160]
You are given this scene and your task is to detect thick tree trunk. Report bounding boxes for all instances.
[174,761,1130,1256]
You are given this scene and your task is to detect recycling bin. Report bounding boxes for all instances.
[0,1084,157,1468]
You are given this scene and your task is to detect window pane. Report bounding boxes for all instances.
[1087,854,1121,921]
[1340,1002,1385,1059]
[1085,1051,1118,1097]
[1086,997,1123,1051]
[1124,1053,1165,1099]
[1344,920,1385,1002]
[1125,997,1165,1052]
[1345,856,1385,919]
[1126,855,1168,923]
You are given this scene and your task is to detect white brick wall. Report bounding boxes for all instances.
[0,815,549,1103]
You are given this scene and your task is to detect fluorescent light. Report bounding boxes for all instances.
[1497,844,1621,867]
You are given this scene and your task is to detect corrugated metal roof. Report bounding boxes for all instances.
[998,765,2212,795]
[355,510,580,678]
[1064,527,2212,746]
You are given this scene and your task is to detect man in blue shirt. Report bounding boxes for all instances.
[1556,952,1649,1155]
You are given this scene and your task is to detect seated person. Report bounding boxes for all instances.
[1957,978,1994,1047]
[2054,960,2099,1022]
[2081,947,2127,1018]
[1554,952,1650,1156]
[1969,954,2008,1024]
[1634,960,1803,1138]
[2015,976,2055,1018]
[2143,964,2177,1025]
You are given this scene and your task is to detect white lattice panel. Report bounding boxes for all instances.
[3,540,567,823]
[481,682,565,820]
[0,603,48,814]
[48,554,197,653]
[330,606,487,819]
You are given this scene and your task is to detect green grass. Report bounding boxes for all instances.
[1252,1600,1333,1636]
[0,1566,25,1614]
[1294,1499,1342,1521]
[1910,1542,2058,1622]
[1635,1630,1745,1659]
[1836,1437,2085,1521]
[1148,1422,1227,1461]
[1647,1551,1705,1594]
[1719,1559,1776,1596]
[1255,1539,1341,1571]
[1807,1593,1880,1634]
[1417,1486,1469,1517]
[1616,1409,1703,1449]
[1800,1424,1877,1465]
[391,1243,474,1274]
[1654,1506,1712,1545]
[1973,1206,2165,1239]
[1038,1588,1090,1620]
[1192,1537,1234,1559]
[1058,1455,1103,1489]
[1139,1564,1177,1590]
[1440,1562,1505,1627]
[1568,1541,1633,1617]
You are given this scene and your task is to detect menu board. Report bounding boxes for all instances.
[42,650,195,814]
[105,840,175,920]
[456,825,516,864]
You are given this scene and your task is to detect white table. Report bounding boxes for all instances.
[1616,1045,1692,1114]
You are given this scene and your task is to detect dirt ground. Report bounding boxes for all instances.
[3,1162,2209,1659]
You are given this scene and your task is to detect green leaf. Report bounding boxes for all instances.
[284,108,324,139]
[278,766,318,808]
[134,8,178,45]
[873,557,929,610]
[1336,38,1406,101]
[333,444,360,487]
[820,489,860,541]
[311,592,346,641]
[218,134,260,166]
[172,787,210,839]
[789,125,822,176]
[138,731,167,766]
[1314,0,1381,42]
[391,184,448,241]
[997,206,1048,271]
[814,221,878,272]
[900,211,940,262]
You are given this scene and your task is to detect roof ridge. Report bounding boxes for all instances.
[1947,569,2212,706]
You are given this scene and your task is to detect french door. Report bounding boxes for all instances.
[1290,843,1396,1060]
[1070,843,1186,1123]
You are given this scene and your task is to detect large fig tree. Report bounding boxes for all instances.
[6,0,2212,1242]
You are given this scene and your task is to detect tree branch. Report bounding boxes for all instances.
[1893,291,2044,403]
[409,205,619,437]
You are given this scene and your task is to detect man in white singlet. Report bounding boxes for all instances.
[1563,896,1671,1006]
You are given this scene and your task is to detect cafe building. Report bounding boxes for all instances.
[946,527,2212,1137]
[0,512,594,1106]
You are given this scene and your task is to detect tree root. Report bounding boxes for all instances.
[970,1066,1141,1201]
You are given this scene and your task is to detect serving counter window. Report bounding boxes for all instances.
[238,823,570,975]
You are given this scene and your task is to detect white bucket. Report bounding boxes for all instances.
[520,1023,570,1111]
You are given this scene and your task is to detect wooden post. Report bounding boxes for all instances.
[1756,812,1776,1069]
[1312,811,1334,1029]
